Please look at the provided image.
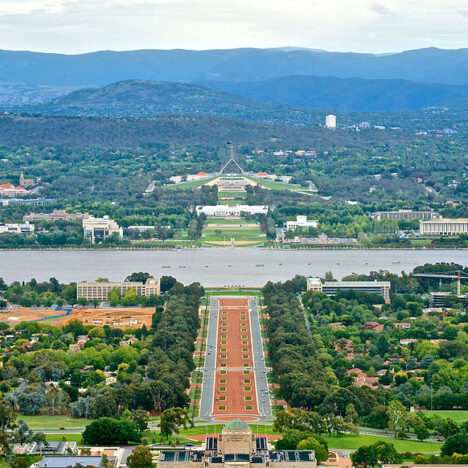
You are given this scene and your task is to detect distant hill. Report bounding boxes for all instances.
[202,76,468,111]
[0,47,467,88]
[32,80,324,125]
[32,79,468,120]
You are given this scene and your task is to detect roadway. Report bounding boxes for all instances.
[197,297,218,421]
[249,297,272,421]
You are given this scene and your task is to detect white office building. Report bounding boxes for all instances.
[285,216,318,231]
[307,277,391,302]
[420,218,468,236]
[325,114,336,129]
[196,205,268,217]
[0,222,35,234]
[77,277,160,301]
[82,216,123,243]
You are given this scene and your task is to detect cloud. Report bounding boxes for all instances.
[369,2,393,16]
[0,0,466,53]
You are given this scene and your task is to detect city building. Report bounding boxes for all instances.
[82,216,123,243]
[307,277,391,302]
[24,210,90,222]
[76,277,160,301]
[371,210,439,221]
[0,183,28,197]
[158,419,316,468]
[13,441,77,456]
[285,216,318,231]
[325,114,336,129]
[214,177,253,188]
[0,198,55,207]
[196,205,268,217]
[419,218,468,236]
[429,292,452,308]
[0,222,35,235]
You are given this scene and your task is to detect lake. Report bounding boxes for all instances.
[1,248,466,286]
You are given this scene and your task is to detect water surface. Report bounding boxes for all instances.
[1,248,466,286]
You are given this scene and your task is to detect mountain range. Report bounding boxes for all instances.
[0,47,467,87]
[1,47,467,113]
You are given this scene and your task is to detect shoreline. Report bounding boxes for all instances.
[0,246,467,252]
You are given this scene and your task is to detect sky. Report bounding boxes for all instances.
[0,0,466,54]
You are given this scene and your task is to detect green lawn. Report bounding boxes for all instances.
[20,415,90,428]
[324,434,442,452]
[246,176,311,192]
[202,227,265,243]
[165,177,217,190]
[420,410,468,423]
[206,217,253,225]
[46,433,84,443]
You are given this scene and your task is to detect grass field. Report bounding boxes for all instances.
[246,176,312,193]
[165,177,217,190]
[324,434,442,452]
[46,433,83,443]
[20,415,90,428]
[206,217,251,225]
[201,222,266,246]
[420,410,468,423]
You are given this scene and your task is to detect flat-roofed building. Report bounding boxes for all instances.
[420,218,468,236]
[371,210,439,221]
[0,222,35,234]
[83,216,123,243]
[196,205,268,217]
[24,210,90,222]
[285,216,318,231]
[77,277,160,301]
[307,277,391,302]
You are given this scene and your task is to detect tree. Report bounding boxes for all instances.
[160,276,177,293]
[160,407,193,443]
[441,434,468,456]
[0,396,16,430]
[127,445,153,468]
[122,288,138,306]
[351,441,400,468]
[126,272,151,283]
[414,422,429,441]
[108,287,121,307]
[82,418,141,445]
[131,410,149,435]
[386,400,408,438]
[297,437,328,462]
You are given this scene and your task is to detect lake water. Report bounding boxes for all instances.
[1,248,466,286]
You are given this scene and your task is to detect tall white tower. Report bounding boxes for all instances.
[325,114,336,129]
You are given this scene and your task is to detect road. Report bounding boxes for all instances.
[197,297,218,420]
[250,297,272,421]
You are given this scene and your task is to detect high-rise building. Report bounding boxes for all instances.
[325,114,336,129]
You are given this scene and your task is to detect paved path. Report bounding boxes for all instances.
[197,297,218,420]
[250,297,272,420]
